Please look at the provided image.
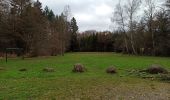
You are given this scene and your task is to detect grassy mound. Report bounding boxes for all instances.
[106,66,117,74]
[146,64,168,74]
[72,63,86,73]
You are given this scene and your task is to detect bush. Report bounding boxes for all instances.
[146,64,168,74]
[43,67,55,72]
[106,66,117,74]
[72,63,86,73]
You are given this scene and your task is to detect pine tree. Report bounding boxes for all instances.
[70,17,78,51]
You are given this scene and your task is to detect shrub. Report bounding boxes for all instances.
[43,67,55,72]
[106,66,117,74]
[72,63,86,73]
[146,64,168,74]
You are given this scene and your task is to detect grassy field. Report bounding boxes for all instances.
[0,52,170,100]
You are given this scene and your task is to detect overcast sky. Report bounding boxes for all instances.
[39,0,164,32]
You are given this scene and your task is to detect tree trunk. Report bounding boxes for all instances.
[130,32,137,55]
[130,17,137,55]
[152,31,155,56]
[123,32,129,54]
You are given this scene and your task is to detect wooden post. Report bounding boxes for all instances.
[22,49,24,60]
[5,48,24,62]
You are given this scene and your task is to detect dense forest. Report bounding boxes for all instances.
[0,0,170,57]
[0,0,78,56]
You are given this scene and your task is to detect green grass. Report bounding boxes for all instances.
[0,52,170,100]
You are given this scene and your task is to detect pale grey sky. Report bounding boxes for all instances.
[39,0,164,32]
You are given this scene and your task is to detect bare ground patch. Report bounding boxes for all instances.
[36,78,170,100]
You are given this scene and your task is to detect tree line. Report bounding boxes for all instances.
[77,31,114,52]
[76,0,170,56]
[112,0,170,56]
[0,0,170,57]
[0,0,78,56]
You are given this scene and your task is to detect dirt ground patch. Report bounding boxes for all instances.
[36,78,170,100]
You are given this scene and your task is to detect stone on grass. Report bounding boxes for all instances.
[19,68,27,72]
[72,63,86,73]
[43,67,55,72]
[106,66,117,74]
[146,64,168,74]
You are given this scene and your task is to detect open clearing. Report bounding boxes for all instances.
[0,52,170,100]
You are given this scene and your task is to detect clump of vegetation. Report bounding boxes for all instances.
[72,63,86,73]
[134,65,170,82]
[159,74,170,82]
[43,67,55,72]
[19,68,27,72]
[106,66,117,74]
[145,65,168,74]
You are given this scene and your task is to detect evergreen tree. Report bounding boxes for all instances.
[70,17,78,51]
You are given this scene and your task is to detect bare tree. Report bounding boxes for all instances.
[63,5,72,21]
[124,0,141,55]
[144,0,157,55]
[61,5,72,55]
[112,0,129,53]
